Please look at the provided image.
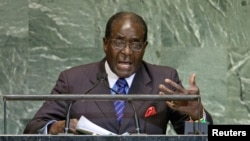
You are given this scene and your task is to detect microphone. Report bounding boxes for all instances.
[64,72,107,134]
[102,77,141,134]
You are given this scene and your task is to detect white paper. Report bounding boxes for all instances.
[76,115,117,135]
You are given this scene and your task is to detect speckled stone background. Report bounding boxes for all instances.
[0,0,249,135]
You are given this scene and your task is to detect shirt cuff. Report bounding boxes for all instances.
[189,109,206,123]
[37,120,57,134]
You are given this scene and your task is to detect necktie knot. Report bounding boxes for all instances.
[116,78,127,88]
[116,78,128,94]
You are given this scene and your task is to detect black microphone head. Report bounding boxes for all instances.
[97,72,107,81]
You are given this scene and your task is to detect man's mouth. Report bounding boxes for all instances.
[117,61,132,69]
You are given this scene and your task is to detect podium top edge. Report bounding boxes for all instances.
[2,94,200,101]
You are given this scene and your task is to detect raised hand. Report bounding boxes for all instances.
[159,73,204,120]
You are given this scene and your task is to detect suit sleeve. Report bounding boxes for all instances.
[23,72,69,134]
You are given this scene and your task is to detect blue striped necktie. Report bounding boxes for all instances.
[114,78,128,124]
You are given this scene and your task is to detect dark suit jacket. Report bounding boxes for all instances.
[23,58,213,134]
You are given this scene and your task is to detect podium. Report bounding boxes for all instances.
[3,94,203,135]
[0,135,208,141]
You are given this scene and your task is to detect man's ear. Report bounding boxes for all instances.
[103,37,108,51]
[142,41,148,50]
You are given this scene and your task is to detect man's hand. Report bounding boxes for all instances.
[159,73,204,120]
[49,119,78,135]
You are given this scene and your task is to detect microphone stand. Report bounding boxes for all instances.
[64,102,73,134]
[129,101,141,134]
[194,97,203,134]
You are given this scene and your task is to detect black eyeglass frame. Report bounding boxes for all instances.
[109,39,146,51]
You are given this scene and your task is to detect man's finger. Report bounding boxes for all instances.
[189,73,196,87]
[159,84,174,94]
[165,79,185,93]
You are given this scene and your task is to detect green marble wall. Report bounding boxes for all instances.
[0,0,249,134]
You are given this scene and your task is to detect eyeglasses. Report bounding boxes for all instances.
[110,39,144,51]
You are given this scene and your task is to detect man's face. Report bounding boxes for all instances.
[103,16,147,78]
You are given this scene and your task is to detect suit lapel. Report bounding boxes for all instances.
[94,83,119,128]
[86,60,118,127]
[120,63,153,132]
